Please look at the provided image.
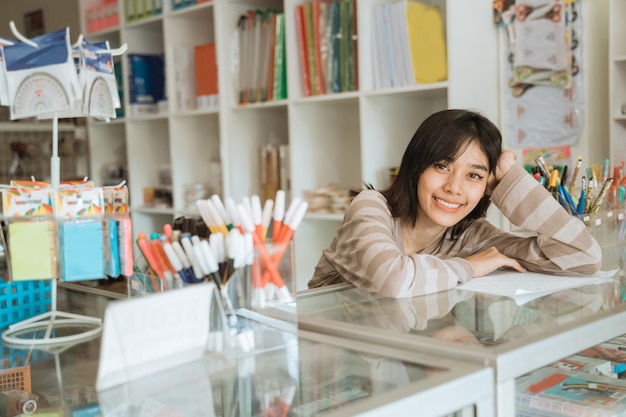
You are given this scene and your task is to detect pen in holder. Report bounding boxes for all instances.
[251,240,295,310]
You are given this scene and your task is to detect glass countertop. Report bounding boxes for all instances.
[296,278,626,381]
[0,287,492,417]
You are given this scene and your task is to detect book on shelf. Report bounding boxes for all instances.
[294,1,357,96]
[243,10,255,104]
[339,0,353,92]
[405,0,447,83]
[370,0,447,89]
[311,1,326,95]
[260,142,290,202]
[295,4,312,97]
[516,366,626,417]
[127,53,165,115]
[260,143,280,203]
[279,144,290,201]
[272,13,287,101]
[257,10,275,103]
[173,45,197,111]
[194,43,218,109]
[249,10,263,103]
[329,1,341,93]
[266,12,278,102]
[235,9,286,104]
[318,1,332,94]
[351,0,358,91]
[304,2,320,95]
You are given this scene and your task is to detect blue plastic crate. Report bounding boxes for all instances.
[0,336,51,369]
[0,279,52,329]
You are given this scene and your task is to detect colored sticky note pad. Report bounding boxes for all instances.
[104,219,120,277]
[8,220,57,281]
[60,220,105,282]
[117,217,133,277]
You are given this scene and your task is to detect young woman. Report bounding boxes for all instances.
[308,109,602,298]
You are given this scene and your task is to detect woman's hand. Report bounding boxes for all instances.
[495,150,518,181]
[465,246,526,277]
[487,150,518,195]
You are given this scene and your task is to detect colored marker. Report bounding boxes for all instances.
[272,190,286,242]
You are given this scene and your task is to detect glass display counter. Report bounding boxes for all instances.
[0,286,494,417]
[296,279,626,416]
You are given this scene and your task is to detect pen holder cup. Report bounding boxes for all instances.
[216,241,297,357]
[250,240,296,310]
[581,209,626,273]
[128,255,187,296]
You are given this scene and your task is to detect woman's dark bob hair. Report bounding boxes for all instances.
[381,109,502,238]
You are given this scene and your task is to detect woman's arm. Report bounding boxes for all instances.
[485,162,602,275]
[314,190,474,298]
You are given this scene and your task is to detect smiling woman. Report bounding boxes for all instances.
[308,109,602,298]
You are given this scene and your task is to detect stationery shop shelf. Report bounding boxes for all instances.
[80,0,502,292]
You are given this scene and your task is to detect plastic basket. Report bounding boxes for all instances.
[0,365,31,392]
[0,279,52,328]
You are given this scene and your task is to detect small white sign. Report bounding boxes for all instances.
[96,282,222,390]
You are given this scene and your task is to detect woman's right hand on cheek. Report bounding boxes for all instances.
[465,247,526,278]
[495,150,518,181]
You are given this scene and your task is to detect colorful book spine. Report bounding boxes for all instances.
[295,4,312,96]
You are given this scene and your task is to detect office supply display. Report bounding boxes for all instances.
[0,22,126,347]
[516,366,626,416]
[133,191,305,312]
[549,354,625,379]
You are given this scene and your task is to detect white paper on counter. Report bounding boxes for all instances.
[457,269,618,305]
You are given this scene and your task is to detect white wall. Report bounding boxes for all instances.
[0,0,79,40]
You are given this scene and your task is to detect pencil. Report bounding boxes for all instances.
[568,155,582,195]
[589,178,614,216]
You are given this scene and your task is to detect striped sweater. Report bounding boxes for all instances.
[308,164,603,298]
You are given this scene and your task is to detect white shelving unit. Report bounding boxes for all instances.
[79,0,499,290]
[610,0,626,166]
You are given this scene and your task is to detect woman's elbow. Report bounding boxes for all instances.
[569,260,602,276]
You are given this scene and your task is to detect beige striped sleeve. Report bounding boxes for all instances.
[487,164,602,275]
[313,190,473,298]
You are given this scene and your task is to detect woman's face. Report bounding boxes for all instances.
[417,141,490,230]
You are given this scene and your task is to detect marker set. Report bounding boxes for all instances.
[1,181,132,283]
[532,155,626,271]
[135,189,308,310]
[532,155,625,220]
